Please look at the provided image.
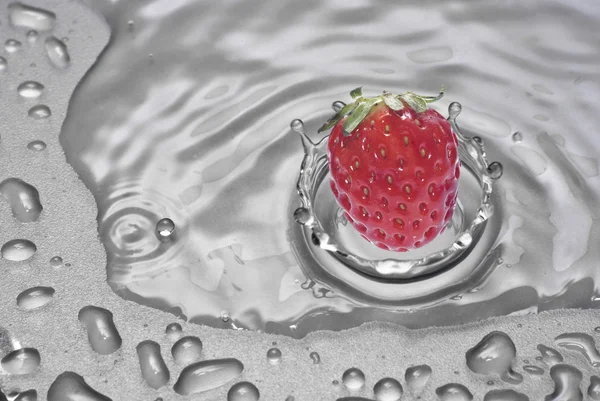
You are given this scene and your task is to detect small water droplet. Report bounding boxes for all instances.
[78,306,122,355]
[332,101,346,112]
[172,336,203,365]
[48,371,111,401]
[486,162,503,180]
[28,105,51,119]
[174,358,244,395]
[227,381,260,401]
[8,3,56,31]
[267,347,282,365]
[18,81,44,98]
[290,119,304,134]
[466,331,523,384]
[449,102,462,119]
[1,239,37,262]
[45,36,70,68]
[0,178,43,222]
[166,322,183,341]
[49,256,63,267]
[436,383,473,401]
[27,140,46,151]
[26,30,38,43]
[137,340,170,390]
[538,344,563,365]
[5,39,22,53]
[17,286,55,310]
[127,20,135,31]
[155,218,175,240]
[1,348,40,374]
[512,131,523,143]
[293,207,311,225]
[523,365,544,375]
[451,294,463,301]
[342,367,366,391]
[309,351,321,364]
[0,57,7,71]
[373,378,403,401]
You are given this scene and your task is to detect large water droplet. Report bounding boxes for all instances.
[435,383,473,401]
[267,347,282,365]
[155,218,175,240]
[136,340,169,390]
[483,389,529,401]
[14,389,37,401]
[5,39,22,53]
[554,332,600,366]
[45,37,70,68]
[173,358,244,396]
[545,364,582,401]
[466,331,523,384]
[1,239,36,262]
[537,344,564,365]
[523,365,544,375]
[28,105,51,119]
[1,348,40,374]
[0,178,43,222]
[309,351,321,364]
[589,375,600,400]
[17,286,55,310]
[78,306,122,355]
[171,336,203,365]
[227,382,260,401]
[8,3,56,31]
[47,371,111,401]
[165,322,183,340]
[17,81,44,98]
[405,364,432,395]
[342,367,365,391]
[27,140,46,151]
[373,378,403,401]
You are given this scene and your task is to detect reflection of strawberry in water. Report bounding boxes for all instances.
[319,87,460,252]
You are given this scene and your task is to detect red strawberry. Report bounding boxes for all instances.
[318,88,460,252]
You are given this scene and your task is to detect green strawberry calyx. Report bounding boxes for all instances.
[317,86,444,136]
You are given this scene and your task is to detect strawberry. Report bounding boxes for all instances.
[318,88,460,252]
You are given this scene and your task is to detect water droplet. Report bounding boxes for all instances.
[48,371,111,401]
[267,347,282,365]
[17,286,55,310]
[0,57,7,71]
[1,348,40,374]
[342,367,365,391]
[309,351,320,364]
[45,37,70,68]
[0,178,43,223]
[405,364,432,395]
[127,20,135,31]
[136,340,170,390]
[435,383,473,401]
[155,218,175,240]
[293,207,311,225]
[26,30,38,43]
[172,336,203,365]
[546,364,583,401]
[5,39,22,53]
[49,256,63,268]
[537,345,563,365]
[483,389,529,401]
[486,162,503,180]
[448,102,462,119]
[78,306,122,355]
[588,375,600,400]
[27,140,46,151]
[14,389,37,401]
[221,311,231,322]
[523,365,544,375]
[166,322,183,340]
[227,382,260,401]
[512,132,523,143]
[1,239,36,262]
[8,3,56,31]
[174,358,244,395]
[373,378,403,401]
[28,105,51,119]
[332,101,346,112]
[466,331,523,384]
[595,327,600,333]
[17,81,44,98]
[555,332,600,366]
[290,119,304,134]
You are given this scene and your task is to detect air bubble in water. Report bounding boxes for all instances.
[436,383,473,401]
[28,105,51,119]
[174,358,244,395]
[27,140,47,151]
[589,375,600,400]
[166,322,183,340]
[546,364,583,401]
[310,351,321,364]
[342,367,365,391]
[0,178,43,223]
[373,378,403,401]
[332,101,346,112]
[1,239,36,262]
[45,37,70,68]
[486,162,503,180]
[1,348,40,374]
[0,57,6,71]
[537,344,564,365]
[17,81,44,98]
[171,336,203,365]
[227,382,260,401]
[483,389,528,401]
[78,306,122,355]
[290,119,304,133]
[17,286,55,310]
[155,218,175,240]
[48,371,111,401]
[554,332,600,366]
[405,364,432,395]
[267,347,282,365]
[26,30,38,43]
[8,3,56,31]
[5,39,22,53]
[136,340,170,390]
[466,331,523,384]
[512,132,523,143]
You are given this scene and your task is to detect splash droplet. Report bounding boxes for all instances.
[486,162,503,180]
[293,207,311,225]
[512,132,523,143]
[554,332,600,366]
[267,348,282,365]
[342,367,365,391]
[449,102,462,119]
[17,286,55,310]
[0,57,7,71]
[373,378,403,401]
[332,101,346,112]
[171,336,203,365]
[290,119,304,134]
[8,3,56,31]
[174,358,244,396]
[227,382,260,401]
[436,383,473,401]
[27,140,46,151]
[466,331,522,384]
[405,364,432,395]
[45,37,70,68]
[483,389,529,401]
[155,218,175,240]
[1,348,40,374]
[537,344,564,365]
[0,178,43,222]
[47,371,111,401]
[546,364,582,401]
[5,39,22,53]
[137,340,170,390]
[17,81,44,98]
[309,351,320,364]
[28,105,51,119]
[1,239,36,262]
[166,322,183,341]
[588,375,600,400]
[523,365,544,375]
[78,306,122,355]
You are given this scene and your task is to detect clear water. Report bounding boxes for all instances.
[1,0,600,400]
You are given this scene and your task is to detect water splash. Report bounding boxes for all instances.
[47,372,111,401]
[136,340,169,389]
[173,358,244,396]
[78,306,122,355]
[466,331,523,384]
[0,178,43,223]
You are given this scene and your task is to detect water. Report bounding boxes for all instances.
[435,383,473,401]
[589,376,600,400]
[47,372,111,401]
[49,256,63,267]
[0,178,43,223]
[1,239,36,262]
[483,389,529,401]
[14,390,37,401]
[342,367,366,391]
[171,335,203,365]
[227,382,260,401]
[5,39,22,53]
[16,286,55,310]
[78,306,122,355]
[545,364,583,401]
[537,345,564,366]
[17,81,44,99]
[1,348,40,375]
[8,3,56,32]
[465,331,522,384]
[309,351,321,364]
[27,140,46,151]
[266,347,282,365]
[44,37,70,69]
[405,364,432,395]
[554,332,600,366]
[372,378,402,401]
[165,322,183,341]
[522,365,544,376]
[136,340,170,390]
[173,358,244,395]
